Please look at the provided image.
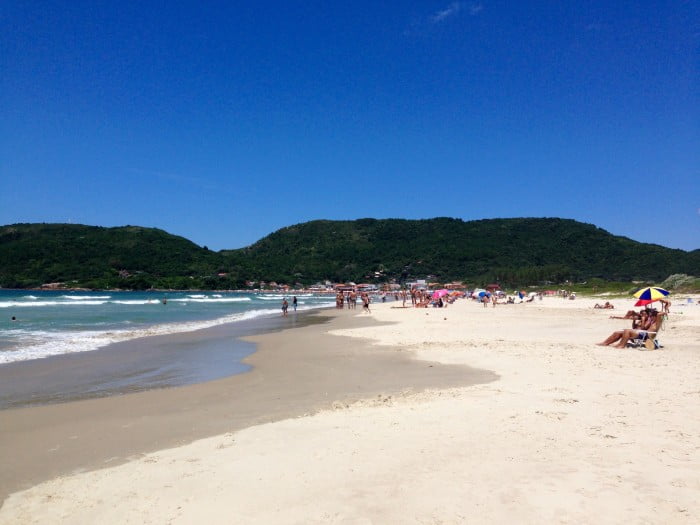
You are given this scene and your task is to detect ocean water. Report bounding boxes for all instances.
[0,290,335,365]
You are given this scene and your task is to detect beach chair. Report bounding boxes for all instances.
[627,314,666,350]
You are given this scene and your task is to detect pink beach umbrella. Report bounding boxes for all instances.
[432,289,450,299]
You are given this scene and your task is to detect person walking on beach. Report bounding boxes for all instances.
[282,298,289,317]
[361,292,371,313]
[292,296,297,312]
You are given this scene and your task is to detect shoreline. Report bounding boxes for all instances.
[0,307,496,504]
[0,308,329,410]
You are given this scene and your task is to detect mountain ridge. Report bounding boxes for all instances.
[1,218,698,289]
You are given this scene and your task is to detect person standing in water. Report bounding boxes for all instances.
[292,296,297,312]
[282,298,289,317]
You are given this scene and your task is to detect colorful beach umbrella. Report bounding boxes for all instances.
[632,286,669,306]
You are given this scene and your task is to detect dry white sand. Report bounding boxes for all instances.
[2,296,699,524]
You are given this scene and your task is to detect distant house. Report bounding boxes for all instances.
[486,283,501,291]
[406,280,427,290]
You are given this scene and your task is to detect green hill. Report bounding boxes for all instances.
[221,217,700,285]
[1,219,698,289]
[0,224,223,289]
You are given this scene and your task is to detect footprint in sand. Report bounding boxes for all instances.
[535,410,568,420]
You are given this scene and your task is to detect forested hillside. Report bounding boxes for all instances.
[221,218,700,284]
[1,219,698,289]
[0,224,226,289]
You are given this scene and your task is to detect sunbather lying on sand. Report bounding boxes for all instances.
[594,302,614,309]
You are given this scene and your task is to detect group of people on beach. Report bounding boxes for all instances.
[278,286,674,350]
[281,296,297,317]
[334,291,371,313]
[597,307,666,348]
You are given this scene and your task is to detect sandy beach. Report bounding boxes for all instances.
[1,296,699,523]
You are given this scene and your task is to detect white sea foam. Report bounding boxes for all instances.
[256,293,317,300]
[170,297,251,303]
[0,306,290,364]
[0,295,334,364]
[62,295,112,300]
[0,300,109,308]
[110,300,163,305]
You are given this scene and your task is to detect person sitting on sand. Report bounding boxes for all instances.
[414,291,431,308]
[599,310,649,344]
[627,309,651,330]
[609,309,642,321]
[597,310,662,348]
[594,301,615,309]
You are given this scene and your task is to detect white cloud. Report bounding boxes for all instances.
[469,3,483,15]
[431,2,463,23]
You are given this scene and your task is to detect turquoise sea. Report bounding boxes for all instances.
[0,289,334,364]
[0,290,335,408]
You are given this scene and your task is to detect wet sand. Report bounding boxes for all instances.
[0,310,326,409]
[0,308,494,503]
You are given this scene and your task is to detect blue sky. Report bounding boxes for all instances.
[1,1,698,251]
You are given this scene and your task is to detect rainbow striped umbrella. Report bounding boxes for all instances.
[633,286,669,306]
